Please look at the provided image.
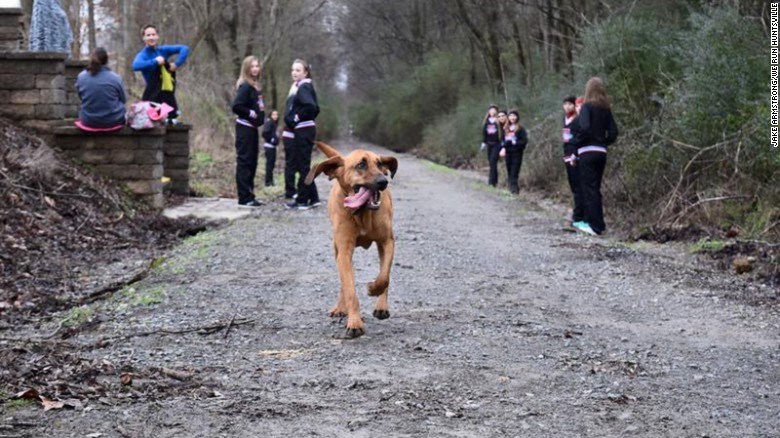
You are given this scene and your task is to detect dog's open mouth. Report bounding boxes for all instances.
[344,186,381,210]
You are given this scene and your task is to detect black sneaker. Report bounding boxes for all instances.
[286,201,311,210]
[239,199,264,207]
[308,200,322,208]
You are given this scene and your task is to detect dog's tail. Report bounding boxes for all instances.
[315,141,341,158]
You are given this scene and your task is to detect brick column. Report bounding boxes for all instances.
[0,51,66,135]
[64,59,88,119]
[0,7,23,51]
[163,124,191,195]
[53,126,167,209]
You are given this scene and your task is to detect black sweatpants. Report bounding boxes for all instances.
[486,141,501,187]
[578,152,607,234]
[235,123,259,204]
[505,146,525,194]
[292,127,319,205]
[565,162,585,223]
[264,146,276,186]
[283,135,296,198]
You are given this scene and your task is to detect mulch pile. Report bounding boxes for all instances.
[0,117,208,312]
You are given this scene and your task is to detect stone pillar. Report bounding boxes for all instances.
[163,124,191,195]
[0,51,67,135]
[64,59,87,119]
[53,126,166,209]
[0,6,22,51]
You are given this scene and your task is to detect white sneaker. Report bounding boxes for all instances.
[574,222,597,236]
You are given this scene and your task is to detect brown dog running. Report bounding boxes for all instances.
[305,141,398,338]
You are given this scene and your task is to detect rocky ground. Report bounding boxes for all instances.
[1,139,778,437]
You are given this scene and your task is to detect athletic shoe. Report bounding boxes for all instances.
[286,201,311,210]
[308,200,322,208]
[238,199,264,207]
[573,222,597,236]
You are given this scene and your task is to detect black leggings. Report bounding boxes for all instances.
[235,123,259,203]
[486,142,501,186]
[283,136,296,198]
[505,146,525,194]
[565,162,584,223]
[291,127,319,205]
[264,147,276,186]
[578,152,607,233]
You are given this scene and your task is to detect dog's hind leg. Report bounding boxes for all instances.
[336,241,365,338]
[369,239,394,320]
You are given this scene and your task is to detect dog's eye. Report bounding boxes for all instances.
[356,160,367,171]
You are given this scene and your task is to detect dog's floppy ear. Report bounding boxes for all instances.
[305,156,343,184]
[314,141,341,158]
[379,156,398,178]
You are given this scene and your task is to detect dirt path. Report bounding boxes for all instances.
[5,140,779,437]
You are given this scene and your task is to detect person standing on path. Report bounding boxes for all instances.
[572,77,619,236]
[231,56,265,207]
[562,96,584,226]
[481,104,503,187]
[503,110,528,195]
[132,25,189,124]
[284,59,321,210]
[262,110,280,187]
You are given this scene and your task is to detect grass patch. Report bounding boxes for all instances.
[122,286,166,307]
[424,160,456,174]
[4,398,37,409]
[61,305,95,328]
[689,238,728,253]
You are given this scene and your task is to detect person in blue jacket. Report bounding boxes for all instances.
[132,25,189,124]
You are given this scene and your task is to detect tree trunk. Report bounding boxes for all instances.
[87,0,96,52]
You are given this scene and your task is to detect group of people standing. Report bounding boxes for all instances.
[231,57,321,210]
[481,76,618,236]
[481,107,528,195]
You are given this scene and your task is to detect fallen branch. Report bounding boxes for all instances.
[223,312,238,339]
[78,265,152,305]
[157,367,194,381]
[98,318,257,344]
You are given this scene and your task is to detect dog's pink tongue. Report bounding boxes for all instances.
[343,187,373,209]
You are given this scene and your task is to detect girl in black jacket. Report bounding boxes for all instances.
[262,110,280,187]
[572,77,619,235]
[562,96,584,225]
[481,104,503,187]
[231,56,265,206]
[503,110,528,195]
[285,58,321,210]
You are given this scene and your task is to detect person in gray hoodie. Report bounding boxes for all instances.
[75,47,127,129]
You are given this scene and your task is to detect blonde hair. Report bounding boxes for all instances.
[584,77,610,109]
[236,56,261,90]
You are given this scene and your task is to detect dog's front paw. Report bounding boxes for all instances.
[328,307,347,318]
[373,309,390,320]
[345,327,365,339]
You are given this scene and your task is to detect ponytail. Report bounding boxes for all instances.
[87,47,108,75]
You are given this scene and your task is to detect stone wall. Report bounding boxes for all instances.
[0,51,67,135]
[163,124,191,195]
[53,126,167,209]
[64,59,87,119]
[0,8,22,51]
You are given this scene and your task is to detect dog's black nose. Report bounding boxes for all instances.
[375,177,388,191]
